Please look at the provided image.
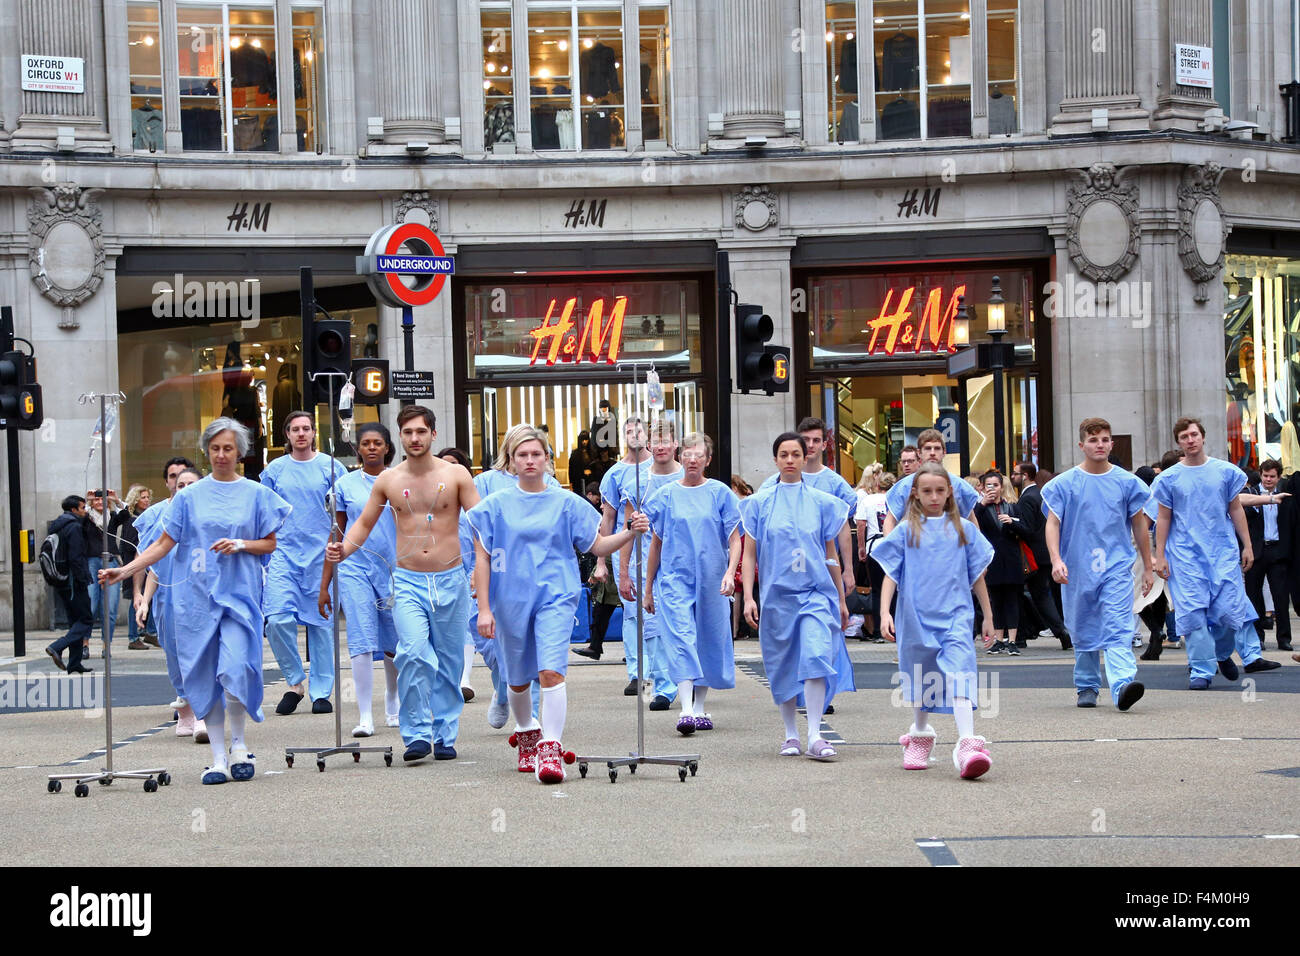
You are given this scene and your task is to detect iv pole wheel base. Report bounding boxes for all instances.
[75,784,89,798]
[679,768,687,782]
[158,772,171,786]
[578,762,588,778]
[98,777,111,786]
[143,778,158,793]
[608,769,618,783]
[352,751,361,763]
[689,761,698,776]
[47,780,61,793]
[285,754,294,768]
[628,763,637,774]
[384,753,393,767]
[316,759,326,772]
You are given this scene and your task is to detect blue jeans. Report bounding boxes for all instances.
[265,615,335,702]
[1074,647,1138,703]
[87,557,120,645]
[393,567,470,748]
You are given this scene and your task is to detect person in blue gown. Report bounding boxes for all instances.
[103,418,291,784]
[1153,417,1281,688]
[469,427,648,784]
[319,423,400,738]
[740,432,851,761]
[644,432,742,734]
[260,411,346,715]
[1042,418,1153,710]
[874,462,996,780]
[882,427,981,533]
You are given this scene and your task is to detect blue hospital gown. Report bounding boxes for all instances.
[162,477,291,721]
[1041,466,1150,651]
[134,498,185,694]
[886,470,982,521]
[259,452,346,626]
[334,468,398,659]
[872,516,993,713]
[760,467,857,520]
[466,485,601,685]
[474,468,559,498]
[1151,459,1257,634]
[739,480,850,705]
[644,479,741,688]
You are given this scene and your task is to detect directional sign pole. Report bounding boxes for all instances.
[401,305,414,408]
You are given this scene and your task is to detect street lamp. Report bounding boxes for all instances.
[988,276,1008,471]
[952,294,970,346]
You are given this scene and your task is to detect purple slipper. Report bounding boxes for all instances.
[805,739,837,761]
[676,715,696,736]
[694,714,713,731]
[779,737,801,756]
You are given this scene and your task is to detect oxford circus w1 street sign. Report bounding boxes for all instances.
[356,222,455,308]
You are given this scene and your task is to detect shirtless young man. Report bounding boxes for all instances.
[326,405,480,762]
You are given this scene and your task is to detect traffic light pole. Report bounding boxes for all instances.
[7,428,22,658]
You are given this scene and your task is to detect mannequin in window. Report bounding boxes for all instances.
[988,84,1017,135]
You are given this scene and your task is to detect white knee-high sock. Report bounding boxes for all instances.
[953,697,975,738]
[779,699,799,740]
[203,696,227,766]
[509,686,539,731]
[678,679,694,717]
[352,653,373,722]
[461,637,475,689]
[383,656,399,717]
[540,682,567,742]
[694,685,709,715]
[225,692,247,751]
[803,678,827,746]
[912,707,932,734]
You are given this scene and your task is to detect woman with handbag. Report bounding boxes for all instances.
[975,471,1027,655]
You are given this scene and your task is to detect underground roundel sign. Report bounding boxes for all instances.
[357,223,455,309]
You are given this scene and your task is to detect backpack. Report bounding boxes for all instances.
[39,516,73,587]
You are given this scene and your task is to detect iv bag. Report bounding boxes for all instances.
[645,369,664,410]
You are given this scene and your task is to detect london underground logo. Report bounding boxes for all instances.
[357,223,455,309]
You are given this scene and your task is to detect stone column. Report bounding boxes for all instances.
[1049,0,1149,134]
[1151,0,1216,130]
[716,0,784,138]
[374,0,443,143]
[970,0,989,137]
[13,0,113,151]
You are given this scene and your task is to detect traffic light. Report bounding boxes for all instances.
[305,319,352,405]
[735,303,775,393]
[352,358,390,405]
[0,350,42,430]
[763,345,791,394]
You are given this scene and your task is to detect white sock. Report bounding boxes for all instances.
[694,685,709,714]
[352,654,373,724]
[509,686,539,731]
[678,679,694,717]
[803,678,827,747]
[383,657,399,717]
[461,638,475,689]
[779,699,799,740]
[954,697,975,739]
[540,682,567,742]
[225,692,247,751]
[203,697,227,766]
[912,708,932,734]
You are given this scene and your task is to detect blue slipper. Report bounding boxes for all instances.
[201,765,230,785]
[229,747,256,781]
[403,740,432,762]
[434,742,457,760]
[1188,677,1212,690]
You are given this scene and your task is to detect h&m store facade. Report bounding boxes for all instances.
[109,183,1057,499]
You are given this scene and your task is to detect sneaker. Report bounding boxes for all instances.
[1244,658,1282,673]
[676,715,696,736]
[510,727,542,773]
[953,736,992,779]
[535,739,566,784]
[694,714,714,731]
[1132,635,1144,647]
[899,729,936,770]
[986,640,1005,655]
[1116,681,1145,712]
[1006,643,1022,656]
[1076,689,1098,708]
[487,696,509,729]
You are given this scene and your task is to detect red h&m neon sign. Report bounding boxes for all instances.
[866,284,966,356]
[528,296,628,365]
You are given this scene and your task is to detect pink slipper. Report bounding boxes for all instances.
[805,739,837,761]
[953,736,992,779]
[899,729,936,769]
[779,737,801,756]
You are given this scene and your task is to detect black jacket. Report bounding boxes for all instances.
[1015,484,1051,568]
[1245,483,1296,560]
[976,500,1026,586]
[50,512,91,587]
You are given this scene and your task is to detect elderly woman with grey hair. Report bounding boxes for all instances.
[101,418,291,785]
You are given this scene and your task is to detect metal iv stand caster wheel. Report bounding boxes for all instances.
[75,784,89,798]
[47,780,61,794]
[143,778,158,793]
[578,762,588,778]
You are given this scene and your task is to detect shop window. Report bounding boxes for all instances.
[872,0,1017,141]
[1224,257,1300,472]
[527,2,625,150]
[826,1,859,143]
[639,3,670,146]
[168,0,321,153]
[482,5,515,149]
[129,1,165,151]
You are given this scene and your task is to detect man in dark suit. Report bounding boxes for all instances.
[1012,461,1072,650]
[1244,459,1294,650]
